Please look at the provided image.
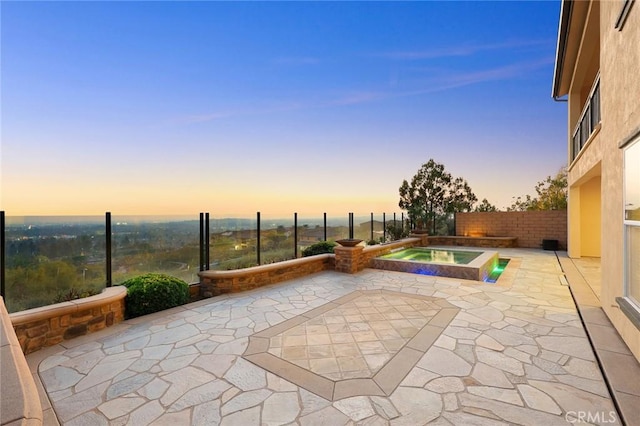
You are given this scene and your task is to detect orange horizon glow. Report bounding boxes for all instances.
[0,183,402,219]
[2,2,566,220]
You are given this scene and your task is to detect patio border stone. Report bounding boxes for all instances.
[242,289,460,401]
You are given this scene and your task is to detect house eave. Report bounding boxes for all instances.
[552,0,594,99]
[552,0,574,98]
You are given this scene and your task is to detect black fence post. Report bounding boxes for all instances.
[453,212,457,236]
[106,212,112,287]
[199,213,204,271]
[294,212,298,258]
[370,212,374,242]
[348,212,354,239]
[323,212,327,241]
[205,212,210,270]
[257,211,261,265]
[1,211,5,299]
[351,212,355,239]
[383,212,386,242]
[401,212,404,234]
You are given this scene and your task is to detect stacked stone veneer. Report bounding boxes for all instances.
[10,286,126,355]
[456,210,567,250]
[334,246,365,273]
[200,238,427,296]
[199,255,334,297]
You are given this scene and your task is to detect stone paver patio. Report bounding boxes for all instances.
[28,249,626,425]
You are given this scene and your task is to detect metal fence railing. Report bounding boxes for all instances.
[0,210,411,313]
[572,75,601,162]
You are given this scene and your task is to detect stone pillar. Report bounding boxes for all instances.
[334,246,365,274]
[409,232,429,246]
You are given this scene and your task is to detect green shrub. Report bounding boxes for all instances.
[121,273,189,318]
[385,222,409,241]
[302,241,336,257]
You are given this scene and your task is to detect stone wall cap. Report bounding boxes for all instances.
[198,254,333,279]
[362,238,420,255]
[1,298,43,425]
[9,286,127,327]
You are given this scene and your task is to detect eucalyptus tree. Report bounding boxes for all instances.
[507,167,568,211]
[448,177,478,213]
[399,159,478,235]
[474,198,498,212]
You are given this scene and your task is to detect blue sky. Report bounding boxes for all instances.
[1,1,566,217]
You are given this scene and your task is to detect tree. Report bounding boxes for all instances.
[474,198,498,212]
[399,160,451,234]
[399,159,478,235]
[507,167,567,211]
[534,167,568,210]
[507,194,536,212]
[448,177,478,213]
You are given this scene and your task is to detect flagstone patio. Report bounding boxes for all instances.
[26,248,638,425]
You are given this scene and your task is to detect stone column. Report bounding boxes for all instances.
[334,246,365,274]
[409,232,429,246]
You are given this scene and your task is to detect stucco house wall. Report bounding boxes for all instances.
[599,0,640,361]
[554,0,640,361]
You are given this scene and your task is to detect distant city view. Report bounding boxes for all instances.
[3,213,400,313]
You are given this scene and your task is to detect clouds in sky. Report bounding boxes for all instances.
[2,1,566,215]
[372,39,554,60]
[180,46,555,124]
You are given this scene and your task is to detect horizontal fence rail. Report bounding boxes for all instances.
[0,210,412,313]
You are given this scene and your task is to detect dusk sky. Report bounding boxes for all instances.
[1,1,567,218]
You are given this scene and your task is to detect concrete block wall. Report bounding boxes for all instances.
[456,210,567,250]
[428,236,517,248]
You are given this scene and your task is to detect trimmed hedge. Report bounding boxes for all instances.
[302,241,336,257]
[121,273,189,318]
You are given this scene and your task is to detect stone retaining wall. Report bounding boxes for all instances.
[1,297,43,426]
[10,286,126,355]
[199,238,428,296]
[199,255,334,297]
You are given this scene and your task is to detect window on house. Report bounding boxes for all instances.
[625,137,640,307]
[629,228,640,304]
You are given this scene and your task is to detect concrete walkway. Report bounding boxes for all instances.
[558,253,640,425]
[26,249,633,425]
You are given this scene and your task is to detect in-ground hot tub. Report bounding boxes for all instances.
[370,246,499,282]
